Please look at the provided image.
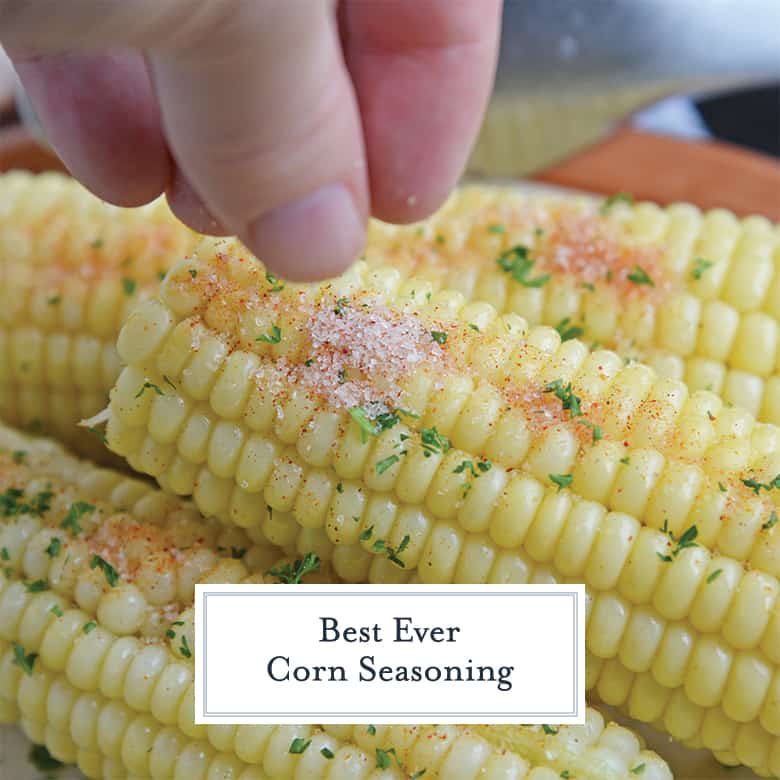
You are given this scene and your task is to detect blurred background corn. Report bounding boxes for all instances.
[0,172,198,461]
[103,238,780,775]
[0,423,670,779]
[366,186,780,425]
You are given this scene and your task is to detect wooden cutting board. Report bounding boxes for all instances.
[535,127,780,220]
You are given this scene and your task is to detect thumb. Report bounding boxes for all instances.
[148,1,369,280]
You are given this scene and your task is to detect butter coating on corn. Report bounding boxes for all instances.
[366,186,780,425]
[0,171,198,459]
[0,434,668,778]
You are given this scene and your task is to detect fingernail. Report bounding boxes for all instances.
[246,184,365,282]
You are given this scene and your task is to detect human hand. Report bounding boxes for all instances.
[1,0,501,280]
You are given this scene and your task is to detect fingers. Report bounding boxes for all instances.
[147,0,369,280]
[4,0,369,279]
[12,50,170,206]
[342,0,502,222]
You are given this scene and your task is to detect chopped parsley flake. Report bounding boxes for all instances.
[554,317,584,342]
[542,724,559,735]
[469,323,480,332]
[49,604,63,618]
[231,547,247,559]
[333,297,350,316]
[157,270,167,281]
[0,547,7,561]
[83,621,97,634]
[47,294,61,305]
[561,772,571,779]
[87,425,107,444]
[350,406,378,442]
[370,535,409,568]
[13,642,37,675]
[431,330,447,344]
[90,554,119,587]
[691,258,713,280]
[620,456,631,465]
[265,271,284,292]
[657,524,699,562]
[375,747,401,769]
[24,579,48,593]
[46,537,61,558]
[487,223,505,234]
[336,482,343,493]
[764,511,778,531]
[289,737,311,754]
[549,474,573,491]
[257,324,282,344]
[121,277,137,295]
[188,268,198,279]
[60,502,95,535]
[11,450,26,464]
[179,635,192,658]
[626,265,654,287]
[719,482,727,493]
[375,454,400,475]
[367,725,377,736]
[544,379,583,418]
[742,474,780,495]
[630,764,646,774]
[600,192,634,214]
[267,552,320,584]
[163,375,177,390]
[90,238,104,249]
[29,743,63,771]
[320,746,335,759]
[1,487,52,518]
[578,419,603,444]
[496,245,550,288]
[134,381,163,398]
[707,569,723,584]
[420,426,450,457]
[360,526,374,542]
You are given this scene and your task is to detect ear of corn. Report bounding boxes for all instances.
[102,237,780,775]
[365,186,780,426]
[0,424,671,779]
[0,172,198,460]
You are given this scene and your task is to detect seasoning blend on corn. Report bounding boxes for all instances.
[0,424,671,779]
[104,236,780,775]
[366,186,780,425]
[0,172,198,460]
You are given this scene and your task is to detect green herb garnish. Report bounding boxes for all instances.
[549,474,573,491]
[626,265,654,287]
[266,552,321,584]
[13,642,37,675]
[256,324,282,344]
[691,258,713,280]
[496,245,550,288]
[60,501,95,535]
[554,317,584,342]
[289,737,311,754]
[90,554,119,587]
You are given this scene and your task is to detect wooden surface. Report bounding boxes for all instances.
[536,127,780,220]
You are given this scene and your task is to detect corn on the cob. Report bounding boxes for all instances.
[365,185,780,426]
[101,238,780,775]
[0,424,670,779]
[0,171,198,460]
